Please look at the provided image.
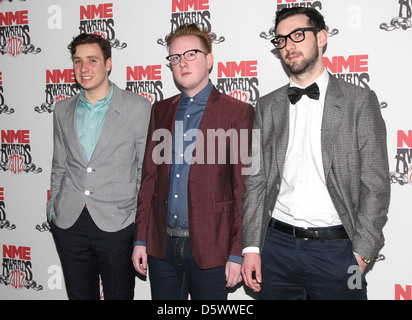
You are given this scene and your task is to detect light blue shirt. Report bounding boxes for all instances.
[76,82,113,162]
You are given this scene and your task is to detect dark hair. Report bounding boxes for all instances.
[166,23,212,53]
[274,7,326,33]
[68,33,112,61]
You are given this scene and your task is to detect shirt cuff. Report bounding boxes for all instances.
[242,246,260,255]
[228,254,242,265]
[133,241,146,246]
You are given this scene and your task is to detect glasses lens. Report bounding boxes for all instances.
[290,30,305,43]
[184,50,197,61]
[273,37,285,49]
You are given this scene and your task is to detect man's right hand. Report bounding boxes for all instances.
[132,245,148,276]
[241,252,262,292]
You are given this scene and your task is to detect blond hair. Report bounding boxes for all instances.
[166,23,212,53]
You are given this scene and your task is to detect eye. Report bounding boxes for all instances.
[185,51,196,58]
[292,30,304,40]
[276,37,285,45]
[171,56,180,63]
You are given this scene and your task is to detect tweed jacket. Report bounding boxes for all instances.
[242,73,390,260]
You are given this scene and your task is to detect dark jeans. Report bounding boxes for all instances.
[148,235,227,300]
[260,224,367,300]
[51,208,135,300]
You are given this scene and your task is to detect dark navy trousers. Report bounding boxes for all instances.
[51,208,135,300]
[260,225,367,300]
[148,235,227,300]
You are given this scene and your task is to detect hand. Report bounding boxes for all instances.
[241,252,262,292]
[132,245,148,276]
[225,261,242,288]
[354,254,368,274]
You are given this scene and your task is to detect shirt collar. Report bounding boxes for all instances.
[181,80,213,103]
[79,81,114,109]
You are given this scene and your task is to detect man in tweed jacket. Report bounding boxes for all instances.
[241,7,390,299]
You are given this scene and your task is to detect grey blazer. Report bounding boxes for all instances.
[47,83,151,232]
[242,73,390,260]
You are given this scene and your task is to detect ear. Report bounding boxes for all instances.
[206,53,214,70]
[105,57,112,73]
[317,29,328,49]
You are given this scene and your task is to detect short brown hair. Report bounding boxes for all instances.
[68,33,112,61]
[166,23,212,53]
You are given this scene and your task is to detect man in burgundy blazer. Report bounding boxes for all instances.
[132,24,254,300]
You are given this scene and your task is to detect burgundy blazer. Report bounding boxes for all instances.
[134,87,254,269]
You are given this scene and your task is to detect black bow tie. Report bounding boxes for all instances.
[287,82,320,104]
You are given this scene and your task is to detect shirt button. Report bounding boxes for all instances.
[174,194,179,198]
[87,167,92,173]
[176,174,180,178]
[85,190,90,196]
[187,114,190,118]
[180,153,183,157]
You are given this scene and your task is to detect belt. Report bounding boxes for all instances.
[268,218,348,240]
[167,227,189,238]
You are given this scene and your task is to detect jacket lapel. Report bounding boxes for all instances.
[321,74,343,178]
[166,94,181,176]
[66,95,89,164]
[89,84,122,164]
[272,86,289,177]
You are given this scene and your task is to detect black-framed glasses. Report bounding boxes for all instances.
[271,27,320,49]
[166,49,208,65]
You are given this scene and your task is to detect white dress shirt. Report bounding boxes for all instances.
[274,69,341,228]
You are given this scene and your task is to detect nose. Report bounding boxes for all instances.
[80,62,90,73]
[178,55,188,67]
[284,36,296,51]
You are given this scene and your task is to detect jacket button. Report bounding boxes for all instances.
[164,200,168,205]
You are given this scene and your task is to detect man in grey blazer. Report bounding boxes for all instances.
[47,33,151,300]
[241,7,390,299]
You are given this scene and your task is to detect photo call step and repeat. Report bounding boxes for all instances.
[1,0,411,300]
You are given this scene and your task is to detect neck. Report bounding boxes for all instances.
[83,81,111,105]
[291,64,324,87]
[183,78,210,98]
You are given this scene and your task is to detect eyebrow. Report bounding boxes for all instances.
[73,55,100,60]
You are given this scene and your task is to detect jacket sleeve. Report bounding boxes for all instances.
[46,105,67,218]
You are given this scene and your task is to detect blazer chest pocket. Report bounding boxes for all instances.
[213,200,233,214]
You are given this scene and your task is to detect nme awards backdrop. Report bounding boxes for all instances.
[0,0,411,300]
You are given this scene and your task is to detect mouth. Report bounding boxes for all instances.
[81,76,93,80]
[286,52,302,62]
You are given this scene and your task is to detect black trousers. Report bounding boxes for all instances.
[260,222,367,300]
[51,208,135,300]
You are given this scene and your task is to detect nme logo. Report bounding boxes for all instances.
[324,54,370,89]
[0,10,41,56]
[125,65,164,104]
[276,0,322,10]
[1,245,42,291]
[0,70,13,115]
[216,60,260,106]
[395,284,412,300]
[35,69,80,114]
[172,0,209,12]
[79,2,126,50]
[391,130,412,186]
[0,130,42,174]
[170,0,211,31]
[0,187,16,230]
[162,0,225,47]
